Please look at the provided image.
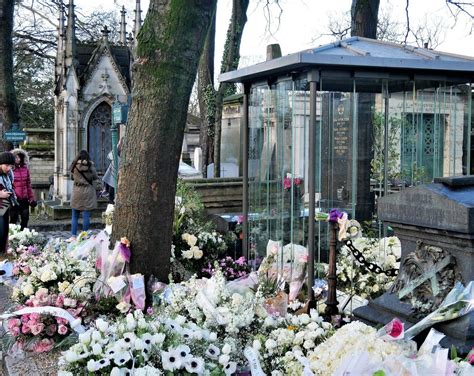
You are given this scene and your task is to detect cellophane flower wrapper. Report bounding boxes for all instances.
[70,230,109,261]
[94,240,130,301]
[377,317,405,341]
[129,273,145,310]
[405,281,474,340]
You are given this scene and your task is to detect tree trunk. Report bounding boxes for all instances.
[197,14,216,176]
[351,0,380,38]
[112,0,217,282]
[0,0,18,140]
[213,0,249,177]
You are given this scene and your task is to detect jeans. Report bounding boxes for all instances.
[71,208,90,236]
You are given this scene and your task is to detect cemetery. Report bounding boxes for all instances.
[0,0,474,375]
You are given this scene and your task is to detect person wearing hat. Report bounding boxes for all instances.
[0,152,18,253]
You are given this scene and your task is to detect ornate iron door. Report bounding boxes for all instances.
[402,113,444,184]
[88,102,112,174]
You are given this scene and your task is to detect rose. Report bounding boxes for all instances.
[379,317,404,340]
[58,324,68,335]
[32,338,54,353]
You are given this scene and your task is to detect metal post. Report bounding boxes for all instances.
[324,222,339,317]
[383,83,389,197]
[307,71,319,307]
[111,122,119,190]
[242,84,250,259]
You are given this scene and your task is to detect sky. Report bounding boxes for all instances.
[76,0,474,74]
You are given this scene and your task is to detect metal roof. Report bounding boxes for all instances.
[219,36,474,85]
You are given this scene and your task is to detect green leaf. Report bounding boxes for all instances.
[373,370,386,376]
[450,344,458,360]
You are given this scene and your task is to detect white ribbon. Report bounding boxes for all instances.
[294,351,315,376]
[244,347,265,376]
[0,306,85,333]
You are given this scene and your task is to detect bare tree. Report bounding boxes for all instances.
[0,0,18,140]
[112,0,217,285]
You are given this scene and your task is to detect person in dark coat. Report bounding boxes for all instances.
[0,152,17,253]
[10,149,36,229]
[67,150,99,242]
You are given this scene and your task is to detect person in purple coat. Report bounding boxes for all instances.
[10,149,36,229]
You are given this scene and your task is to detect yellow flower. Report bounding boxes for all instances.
[287,325,297,331]
[120,237,130,247]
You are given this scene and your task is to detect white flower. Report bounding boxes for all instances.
[187,235,198,246]
[151,333,166,345]
[79,331,91,346]
[116,301,131,313]
[252,339,261,351]
[219,354,230,365]
[113,351,131,367]
[176,344,192,361]
[64,350,79,363]
[161,349,182,371]
[95,318,109,332]
[223,361,237,375]
[92,343,103,355]
[265,338,278,350]
[209,332,217,341]
[133,338,145,351]
[222,343,231,354]
[22,284,34,297]
[182,250,194,259]
[95,358,110,370]
[205,344,220,359]
[185,357,205,374]
[87,359,98,372]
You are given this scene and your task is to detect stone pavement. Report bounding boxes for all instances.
[0,229,102,375]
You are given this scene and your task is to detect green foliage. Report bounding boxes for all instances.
[370,112,401,182]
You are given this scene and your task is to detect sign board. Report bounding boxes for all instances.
[112,103,129,125]
[4,130,26,142]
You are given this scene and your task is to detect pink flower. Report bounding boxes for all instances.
[95,257,102,270]
[30,323,45,336]
[56,317,68,326]
[468,350,474,365]
[294,178,302,186]
[20,314,30,324]
[235,257,246,266]
[55,295,64,307]
[283,177,292,190]
[57,324,68,335]
[10,326,20,336]
[32,338,54,353]
[146,307,154,315]
[385,318,404,339]
[7,318,21,330]
[21,325,31,334]
[12,266,20,275]
[21,265,31,274]
[29,313,40,323]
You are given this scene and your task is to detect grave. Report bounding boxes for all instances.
[355,176,474,352]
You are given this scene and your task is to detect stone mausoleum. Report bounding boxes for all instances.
[53,0,141,202]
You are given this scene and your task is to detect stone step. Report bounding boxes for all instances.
[42,198,109,220]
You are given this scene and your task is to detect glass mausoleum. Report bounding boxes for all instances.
[220,37,474,275]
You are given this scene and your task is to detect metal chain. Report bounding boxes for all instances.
[342,239,399,277]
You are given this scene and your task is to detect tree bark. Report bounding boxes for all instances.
[197,14,216,175]
[213,0,249,177]
[112,0,217,282]
[351,0,380,38]
[0,0,19,139]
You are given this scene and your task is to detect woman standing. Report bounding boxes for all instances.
[67,150,99,242]
[0,152,17,253]
[10,149,36,229]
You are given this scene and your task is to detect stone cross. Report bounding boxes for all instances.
[398,255,453,299]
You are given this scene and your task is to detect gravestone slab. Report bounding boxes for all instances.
[355,177,474,353]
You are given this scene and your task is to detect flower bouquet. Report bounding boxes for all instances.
[202,256,251,281]
[7,224,47,257]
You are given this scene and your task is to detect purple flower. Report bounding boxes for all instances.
[329,209,343,223]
